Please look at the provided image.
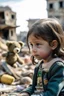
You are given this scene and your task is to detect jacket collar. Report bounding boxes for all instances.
[39,58,63,72]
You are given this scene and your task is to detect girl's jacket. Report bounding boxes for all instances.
[23,58,64,96]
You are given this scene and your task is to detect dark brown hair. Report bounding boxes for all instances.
[27,18,64,64]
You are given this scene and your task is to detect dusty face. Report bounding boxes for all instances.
[28,34,52,61]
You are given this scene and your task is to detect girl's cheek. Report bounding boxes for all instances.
[39,49,52,59]
[40,52,48,57]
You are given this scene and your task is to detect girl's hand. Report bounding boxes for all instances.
[21,93,29,96]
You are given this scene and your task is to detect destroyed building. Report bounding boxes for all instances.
[47,0,64,30]
[0,6,18,40]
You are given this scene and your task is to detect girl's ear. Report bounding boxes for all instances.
[50,40,58,50]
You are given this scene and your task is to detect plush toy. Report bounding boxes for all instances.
[2,41,24,67]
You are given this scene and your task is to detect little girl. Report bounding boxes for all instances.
[21,18,64,96]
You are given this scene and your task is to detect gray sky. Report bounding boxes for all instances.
[0,0,23,2]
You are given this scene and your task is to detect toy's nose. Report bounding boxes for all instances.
[14,48,20,53]
[17,49,19,52]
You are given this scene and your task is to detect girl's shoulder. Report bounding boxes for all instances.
[49,58,64,69]
[47,60,64,80]
[51,59,64,69]
[49,60,64,76]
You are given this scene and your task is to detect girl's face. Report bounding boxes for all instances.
[28,34,53,61]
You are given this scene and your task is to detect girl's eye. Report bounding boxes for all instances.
[36,43,41,46]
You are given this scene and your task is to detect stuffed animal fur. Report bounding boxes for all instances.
[2,41,24,67]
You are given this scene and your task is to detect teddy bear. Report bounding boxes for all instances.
[2,41,25,67]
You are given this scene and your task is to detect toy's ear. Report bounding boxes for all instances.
[6,41,12,47]
[19,41,24,47]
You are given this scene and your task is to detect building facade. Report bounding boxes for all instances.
[0,6,18,40]
[47,0,64,30]
[27,19,40,29]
